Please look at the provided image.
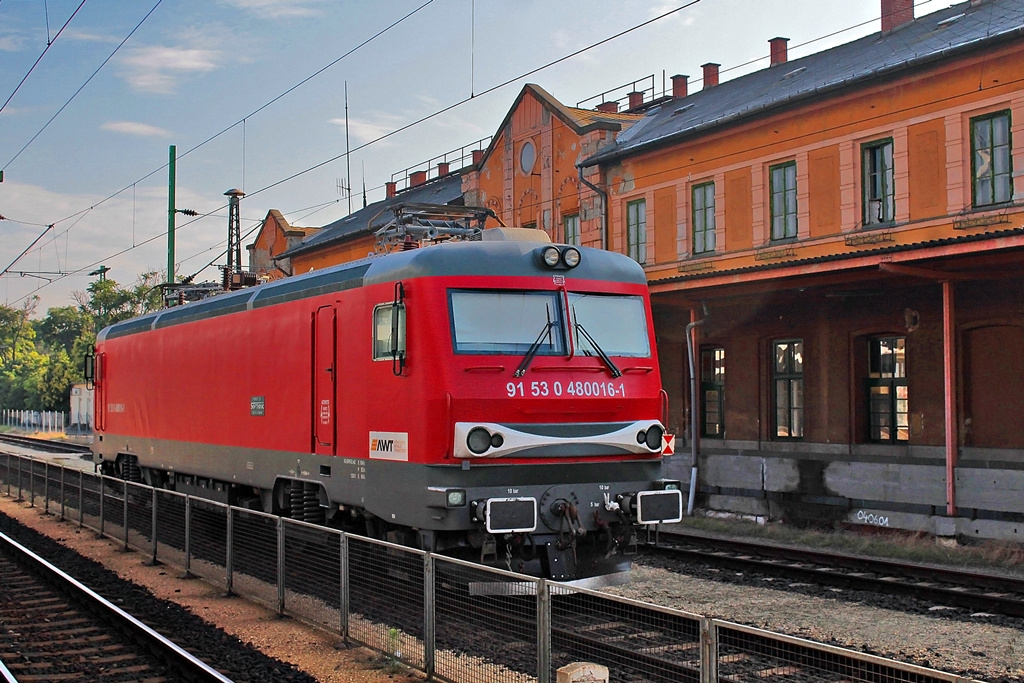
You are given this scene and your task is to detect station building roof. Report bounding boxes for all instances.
[581,0,1024,167]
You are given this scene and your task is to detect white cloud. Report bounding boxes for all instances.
[65,30,121,44]
[0,34,24,52]
[331,114,404,147]
[218,0,325,19]
[118,44,224,93]
[101,121,172,137]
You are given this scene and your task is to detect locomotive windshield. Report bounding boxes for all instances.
[450,290,566,354]
[448,289,651,358]
[568,293,651,358]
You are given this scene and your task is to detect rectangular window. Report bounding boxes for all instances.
[563,213,580,246]
[372,303,406,361]
[692,182,716,254]
[773,339,804,439]
[868,337,908,443]
[862,139,894,225]
[568,293,651,358]
[626,199,646,264]
[972,110,1013,207]
[449,290,564,355]
[769,162,798,241]
[701,347,725,437]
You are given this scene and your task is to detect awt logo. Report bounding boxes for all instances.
[368,431,409,461]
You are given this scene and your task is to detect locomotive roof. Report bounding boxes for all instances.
[97,238,647,342]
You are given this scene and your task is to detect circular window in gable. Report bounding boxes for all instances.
[519,140,536,175]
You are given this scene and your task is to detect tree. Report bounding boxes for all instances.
[73,271,163,330]
[0,298,38,367]
[37,305,91,356]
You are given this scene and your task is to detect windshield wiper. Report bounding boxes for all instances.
[514,307,554,377]
[574,322,622,378]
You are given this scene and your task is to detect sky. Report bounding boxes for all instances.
[0,0,960,316]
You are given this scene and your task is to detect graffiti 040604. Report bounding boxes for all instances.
[856,510,890,527]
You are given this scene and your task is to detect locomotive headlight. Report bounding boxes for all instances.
[446,489,467,507]
[541,245,561,267]
[467,427,493,454]
[561,247,581,268]
[645,424,664,450]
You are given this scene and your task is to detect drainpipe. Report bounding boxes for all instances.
[684,304,708,515]
[578,166,608,251]
[943,281,958,516]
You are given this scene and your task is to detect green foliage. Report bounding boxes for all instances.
[0,270,165,412]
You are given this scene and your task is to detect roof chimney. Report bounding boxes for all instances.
[386,181,397,198]
[595,101,619,113]
[410,170,427,187]
[437,161,450,176]
[769,37,789,66]
[627,91,644,110]
[671,74,689,98]
[701,62,720,88]
[881,0,914,32]
[471,149,485,165]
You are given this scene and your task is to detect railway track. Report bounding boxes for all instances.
[0,432,92,455]
[0,530,233,683]
[644,529,1024,618]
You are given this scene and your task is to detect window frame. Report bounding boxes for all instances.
[626,198,647,264]
[563,213,580,246]
[372,302,406,362]
[692,181,716,255]
[772,339,804,440]
[769,161,798,241]
[700,346,725,438]
[970,109,1013,208]
[861,138,895,227]
[867,336,909,443]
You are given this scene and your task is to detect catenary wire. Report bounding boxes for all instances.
[4,1,973,303]
[0,0,88,115]
[1,1,163,172]
[1,1,700,296]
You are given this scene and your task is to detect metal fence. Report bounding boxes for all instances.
[0,453,981,683]
[1,409,67,433]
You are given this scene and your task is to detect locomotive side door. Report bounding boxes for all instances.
[313,305,337,455]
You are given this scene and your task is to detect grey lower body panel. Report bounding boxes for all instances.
[95,435,671,533]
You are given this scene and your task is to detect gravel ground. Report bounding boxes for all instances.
[1,487,1021,683]
[603,548,1024,682]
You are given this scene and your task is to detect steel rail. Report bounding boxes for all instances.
[0,530,234,683]
[646,530,1024,617]
[0,432,91,455]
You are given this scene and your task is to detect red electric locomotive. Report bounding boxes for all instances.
[90,205,682,582]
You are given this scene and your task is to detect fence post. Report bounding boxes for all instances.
[43,462,50,514]
[122,481,130,550]
[149,488,159,566]
[15,456,23,502]
[28,457,35,508]
[59,465,66,521]
[98,473,105,538]
[276,516,286,615]
[78,470,84,527]
[339,533,349,641]
[225,507,234,596]
[423,553,435,678]
[537,578,551,683]
[700,618,718,683]
[184,496,193,578]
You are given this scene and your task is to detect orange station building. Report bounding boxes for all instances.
[576,0,1024,537]
[251,0,1024,540]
